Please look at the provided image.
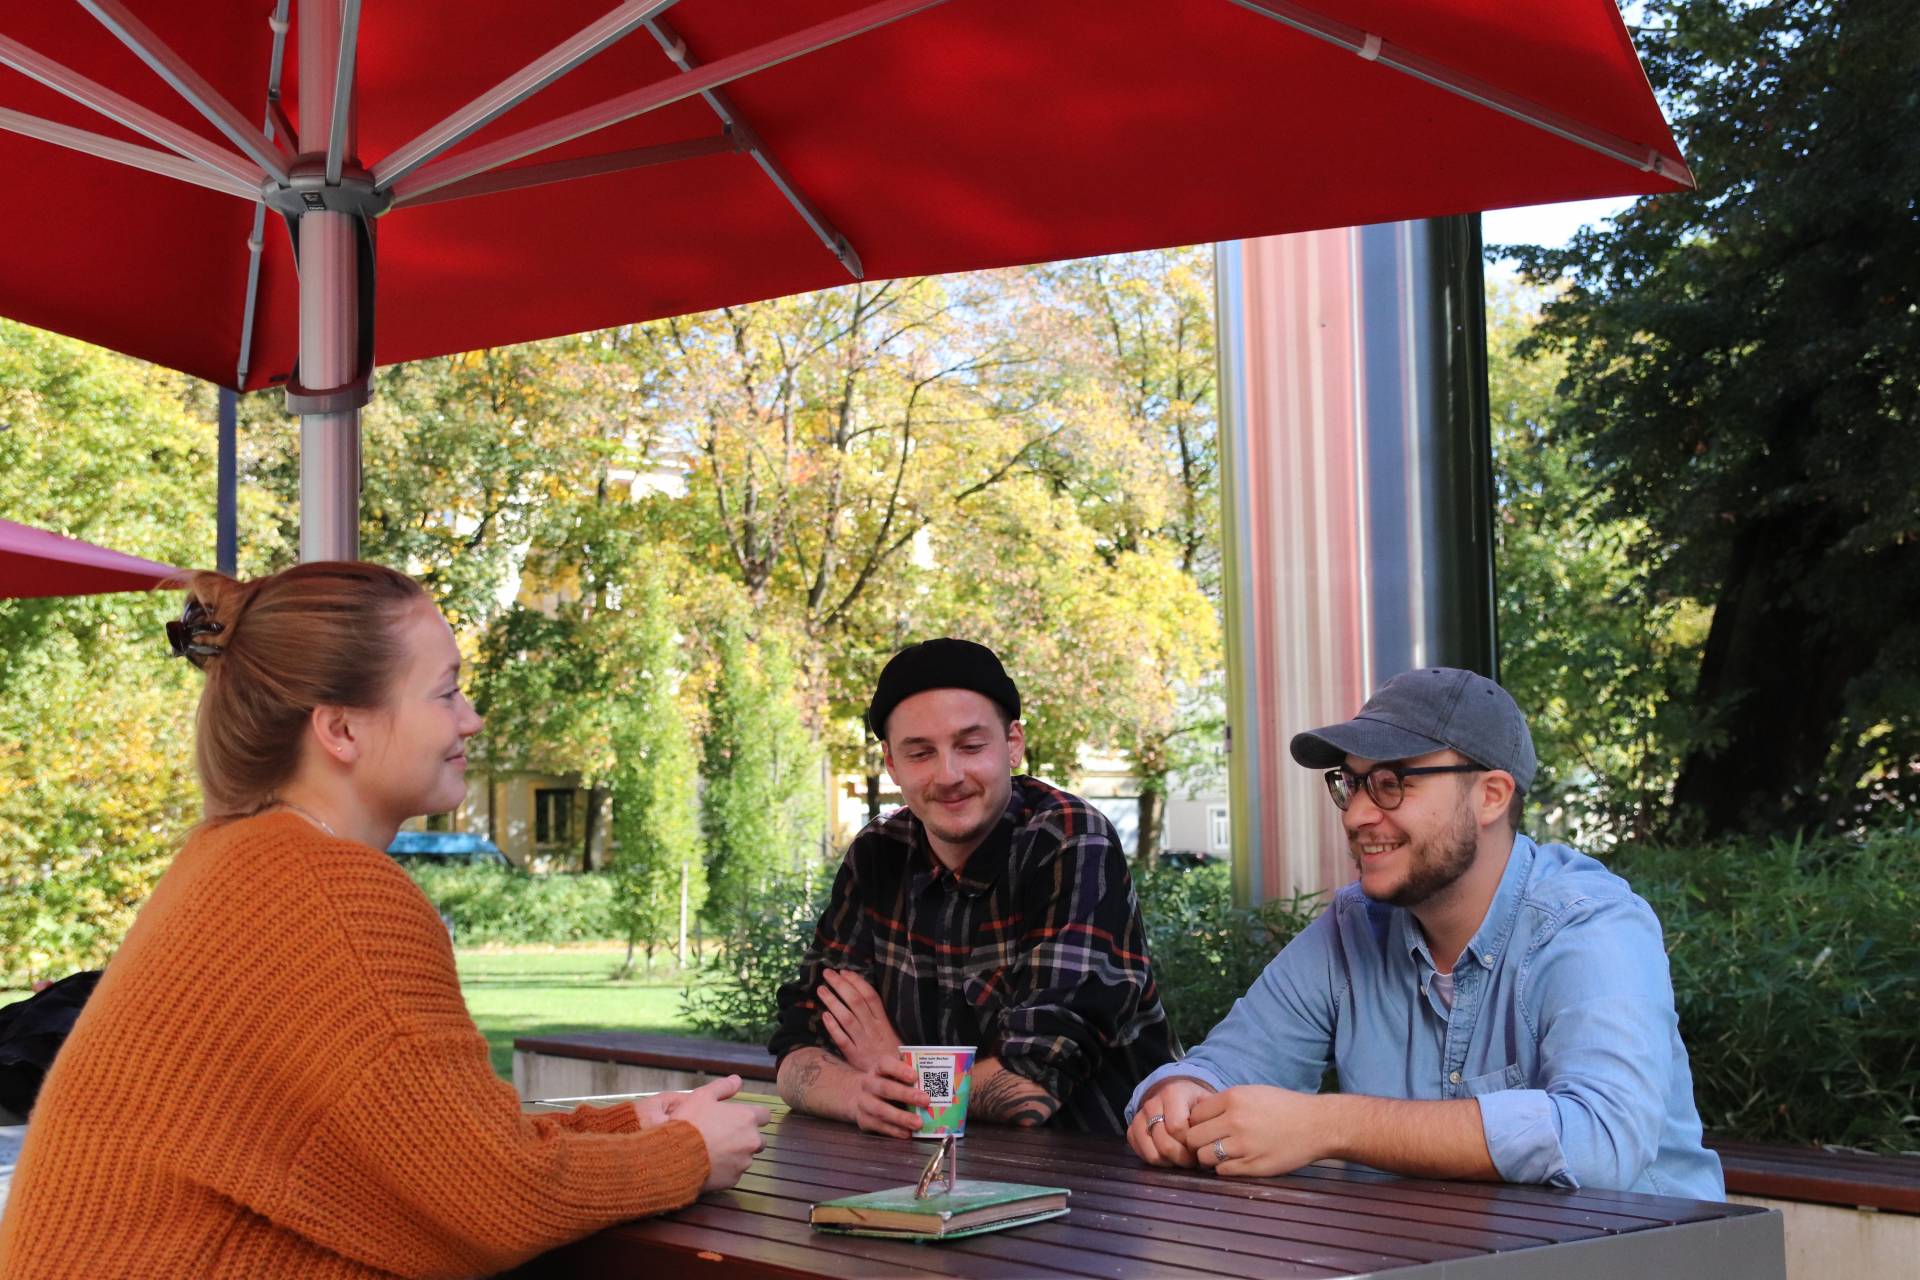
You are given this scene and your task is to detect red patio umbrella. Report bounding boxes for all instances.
[0,517,181,600]
[0,1,1690,557]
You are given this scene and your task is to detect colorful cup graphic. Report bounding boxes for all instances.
[898,1045,976,1138]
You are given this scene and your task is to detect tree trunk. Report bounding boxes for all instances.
[865,773,882,823]
[1135,786,1165,871]
[677,859,690,970]
[1670,511,1874,837]
[580,784,604,871]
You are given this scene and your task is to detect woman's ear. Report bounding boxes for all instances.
[309,703,360,765]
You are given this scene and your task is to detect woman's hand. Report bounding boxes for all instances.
[667,1074,773,1192]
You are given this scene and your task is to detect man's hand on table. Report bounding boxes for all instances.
[777,1045,931,1140]
[849,1056,933,1139]
[816,968,904,1074]
[1186,1084,1330,1177]
[1127,1075,1215,1168]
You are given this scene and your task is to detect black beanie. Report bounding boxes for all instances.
[865,638,1021,740]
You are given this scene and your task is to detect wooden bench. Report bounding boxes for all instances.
[512,1031,774,1102]
[1709,1138,1920,1215]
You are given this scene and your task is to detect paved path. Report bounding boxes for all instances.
[0,1123,25,1212]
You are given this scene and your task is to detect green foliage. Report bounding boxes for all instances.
[699,619,823,931]
[1488,283,1707,847]
[682,863,834,1044]
[0,320,221,984]
[235,338,625,627]
[406,864,617,945]
[1131,864,1321,1050]
[607,569,704,971]
[1507,0,1920,835]
[1617,829,1920,1153]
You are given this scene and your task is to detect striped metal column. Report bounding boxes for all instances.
[1217,216,1496,905]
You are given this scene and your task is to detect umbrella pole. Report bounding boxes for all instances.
[295,0,362,564]
[296,215,361,564]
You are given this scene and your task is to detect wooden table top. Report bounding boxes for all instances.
[509,1099,1782,1279]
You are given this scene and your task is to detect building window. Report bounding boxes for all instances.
[1208,805,1230,853]
[535,788,576,846]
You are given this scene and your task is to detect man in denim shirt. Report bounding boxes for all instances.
[1126,668,1723,1200]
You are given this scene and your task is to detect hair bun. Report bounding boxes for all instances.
[168,572,253,669]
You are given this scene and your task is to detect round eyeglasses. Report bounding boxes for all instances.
[1324,764,1483,811]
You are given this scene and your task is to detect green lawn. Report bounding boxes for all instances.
[4,953,695,1084]
[455,947,697,1079]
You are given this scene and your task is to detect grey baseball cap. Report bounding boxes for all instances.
[1289,667,1537,792]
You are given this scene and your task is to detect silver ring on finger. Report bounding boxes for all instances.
[1213,1138,1229,1162]
[1146,1114,1166,1131]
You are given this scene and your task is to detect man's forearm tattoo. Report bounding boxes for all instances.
[974,1069,1059,1127]
[785,1052,825,1114]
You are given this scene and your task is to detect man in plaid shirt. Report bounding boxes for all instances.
[770,639,1176,1136]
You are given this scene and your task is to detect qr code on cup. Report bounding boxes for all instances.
[918,1066,955,1102]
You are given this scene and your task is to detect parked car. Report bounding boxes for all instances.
[1155,848,1226,871]
[385,830,508,867]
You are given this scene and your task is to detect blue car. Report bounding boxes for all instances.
[385,830,508,867]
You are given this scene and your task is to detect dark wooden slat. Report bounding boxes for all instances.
[1285,1162,1736,1226]
[955,1122,1702,1227]
[729,1165,1432,1274]
[733,1166,1473,1270]
[513,1216,949,1278]
[677,1198,1291,1280]
[677,1198,1107,1279]
[1707,1137,1920,1213]
[752,1133,1576,1251]
[699,1188,1130,1280]
[768,1123,1619,1242]
[515,1031,777,1080]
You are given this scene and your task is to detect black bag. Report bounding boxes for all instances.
[0,970,102,1117]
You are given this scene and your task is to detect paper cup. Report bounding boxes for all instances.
[898,1045,976,1138]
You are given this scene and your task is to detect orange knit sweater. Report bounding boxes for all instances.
[0,812,708,1278]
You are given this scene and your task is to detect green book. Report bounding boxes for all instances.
[810,1179,1070,1240]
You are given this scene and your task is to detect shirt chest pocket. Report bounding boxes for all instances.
[1459,1062,1526,1096]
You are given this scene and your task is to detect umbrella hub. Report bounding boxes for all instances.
[264,156,391,220]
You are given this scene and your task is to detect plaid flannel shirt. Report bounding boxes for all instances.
[769,776,1176,1135]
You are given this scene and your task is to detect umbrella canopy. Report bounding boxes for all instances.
[1,0,1689,392]
[0,517,181,600]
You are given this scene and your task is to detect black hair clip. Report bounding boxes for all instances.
[166,599,225,668]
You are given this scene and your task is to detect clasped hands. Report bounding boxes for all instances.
[817,967,932,1139]
[630,1074,771,1191]
[1126,1077,1330,1178]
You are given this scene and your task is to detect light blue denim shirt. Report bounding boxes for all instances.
[1129,835,1725,1201]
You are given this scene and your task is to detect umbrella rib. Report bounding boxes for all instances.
[391,132,740,210]
[643,16,864,280]
[237,0,293,389]
[77,0,292,186]
[0,105,262,201]
[1224,0,1694,187]
[0,36,265,190]
[384,0,952,205]
[372,0,683,192]
[325,0,363,185]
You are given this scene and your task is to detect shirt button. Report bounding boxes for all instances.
[1481,954,1495,968]
[1448,1070,1462,1084]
